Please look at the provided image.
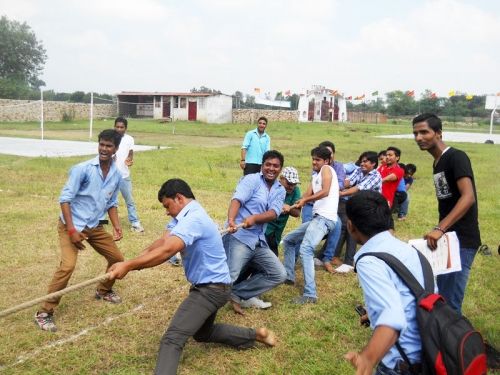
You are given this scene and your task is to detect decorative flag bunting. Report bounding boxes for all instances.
[430,92,437,99]
[284,90,291,96]
[448,90,455,97]
[329,89,339,96]
[254,88,261,94]
[346,96,352,100]
[371,91,379,96]
[466,94,474,101]
[406,90,415,97]
[354,94,365,100]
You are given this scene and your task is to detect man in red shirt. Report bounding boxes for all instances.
[378,146,404,208]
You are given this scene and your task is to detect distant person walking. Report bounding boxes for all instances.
[114,117,144,232]
[412,113,481,314]
[240,116,271,175]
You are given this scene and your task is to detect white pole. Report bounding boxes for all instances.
[40,89,44,140]
[490,96,499,136]
[89,92,94,140]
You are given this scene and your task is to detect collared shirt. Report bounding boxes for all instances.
[379,164,404,208]
[115,133,134,178]
[332,160,346,189]
[59,156,121,231]
[347,167,382,193]
[241,128,271,164]
[355,231,429,369]
[228,173,285,249]
[167,200,231,285]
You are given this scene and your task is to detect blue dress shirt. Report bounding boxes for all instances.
[241,129,270,164]
[167,200,231,285]
[59,156,121,231]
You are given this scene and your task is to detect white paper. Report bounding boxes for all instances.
[408,232,462,276]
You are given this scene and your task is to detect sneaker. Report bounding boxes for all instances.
[168,257,182,266]
[292,296,317,305]
[313,257,323,267]
[131,224,144,233]
[334,264,355,274]
[284,279,295,286]
[95,290,122,304]
[34,311,57,332]
[239,297,272,309]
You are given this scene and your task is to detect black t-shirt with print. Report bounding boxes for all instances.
[433,147,481,249]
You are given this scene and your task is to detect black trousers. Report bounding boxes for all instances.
[155,284,256,375]
[243,163,261,175]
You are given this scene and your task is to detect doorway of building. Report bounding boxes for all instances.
[188,101,197,121]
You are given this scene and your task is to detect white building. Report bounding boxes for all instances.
[117,92,233,123]
[298,86,347,123]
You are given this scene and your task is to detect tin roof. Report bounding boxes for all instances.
[117,91,213,97]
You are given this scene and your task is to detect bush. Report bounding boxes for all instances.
[61,108,75,122]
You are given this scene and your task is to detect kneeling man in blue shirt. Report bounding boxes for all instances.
[109,179,275,375]
[345,190,425,375]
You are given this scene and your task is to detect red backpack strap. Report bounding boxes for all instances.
[419,294,444,311]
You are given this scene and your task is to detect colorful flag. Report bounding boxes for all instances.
[354,94,365,100]
[254,88,261,94]
[430,92,437,99]
[406,90,415,97]
[371,91,379,96]
[284,90,291,96]
[466,94,473,101]
[346,96,352,100]
[448,90,455,97]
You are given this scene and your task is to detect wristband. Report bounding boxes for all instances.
[68,227,77,236]
[433,226,446,234]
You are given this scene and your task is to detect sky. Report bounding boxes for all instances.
[1,0,500,99]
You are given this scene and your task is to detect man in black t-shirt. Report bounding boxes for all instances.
[412,113,481,314]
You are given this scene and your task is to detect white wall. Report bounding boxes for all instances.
[205,95,232,123]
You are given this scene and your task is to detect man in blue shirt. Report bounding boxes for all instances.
[35,129,125,332]
[344,190,425,375]
[224,150,287,314]
[109,179,276,374]
[240,116,271,175]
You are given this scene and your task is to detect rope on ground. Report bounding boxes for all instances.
[0,224,245,319]
[0,273,111,319]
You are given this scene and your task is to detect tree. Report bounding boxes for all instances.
[385,90,417,116]
[0,16,47,98]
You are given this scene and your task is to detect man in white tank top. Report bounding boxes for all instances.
[283,146,339,304]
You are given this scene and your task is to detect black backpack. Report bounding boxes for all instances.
[356,250,487,375]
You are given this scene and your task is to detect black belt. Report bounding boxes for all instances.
[194,283,231,291]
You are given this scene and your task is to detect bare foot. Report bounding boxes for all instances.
[255,327,276,347]
[231,300,245,315]
[323,262,335,274]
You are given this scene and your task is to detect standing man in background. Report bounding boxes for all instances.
[114,117,144,233]
[412,113,481,314]
[240,116,271,175]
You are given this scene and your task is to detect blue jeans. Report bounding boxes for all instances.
[283,215,335,298]
[321,215,341,263]
[399,193,410,218]
[222,235,286,303]
[301,202,313,223]
[436,247,477,314]
[120,177,140,226]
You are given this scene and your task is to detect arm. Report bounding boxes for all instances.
[125,149,134,167]
[107,206,123,241]
[61,202,88,250]
[424,176,476,249]
[282,204,301,217]
[339,185,360,197]
[382,173,398,183]
[108,233,185,280]
[297,167,333,207]
[240,149,247,170]
[345,326,399,375]
[227,199,242,231]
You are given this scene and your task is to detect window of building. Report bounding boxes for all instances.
[174,96,179,108]
[180,97,187,108]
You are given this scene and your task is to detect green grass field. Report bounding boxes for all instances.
[0,119,498,374]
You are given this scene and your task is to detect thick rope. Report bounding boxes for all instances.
[0,224,246,319]
[0,273,111,318]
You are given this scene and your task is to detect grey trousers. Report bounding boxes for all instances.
[154,284,257,375]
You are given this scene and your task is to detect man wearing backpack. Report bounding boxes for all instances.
[344,191,426,375]
[412,113,481,314]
